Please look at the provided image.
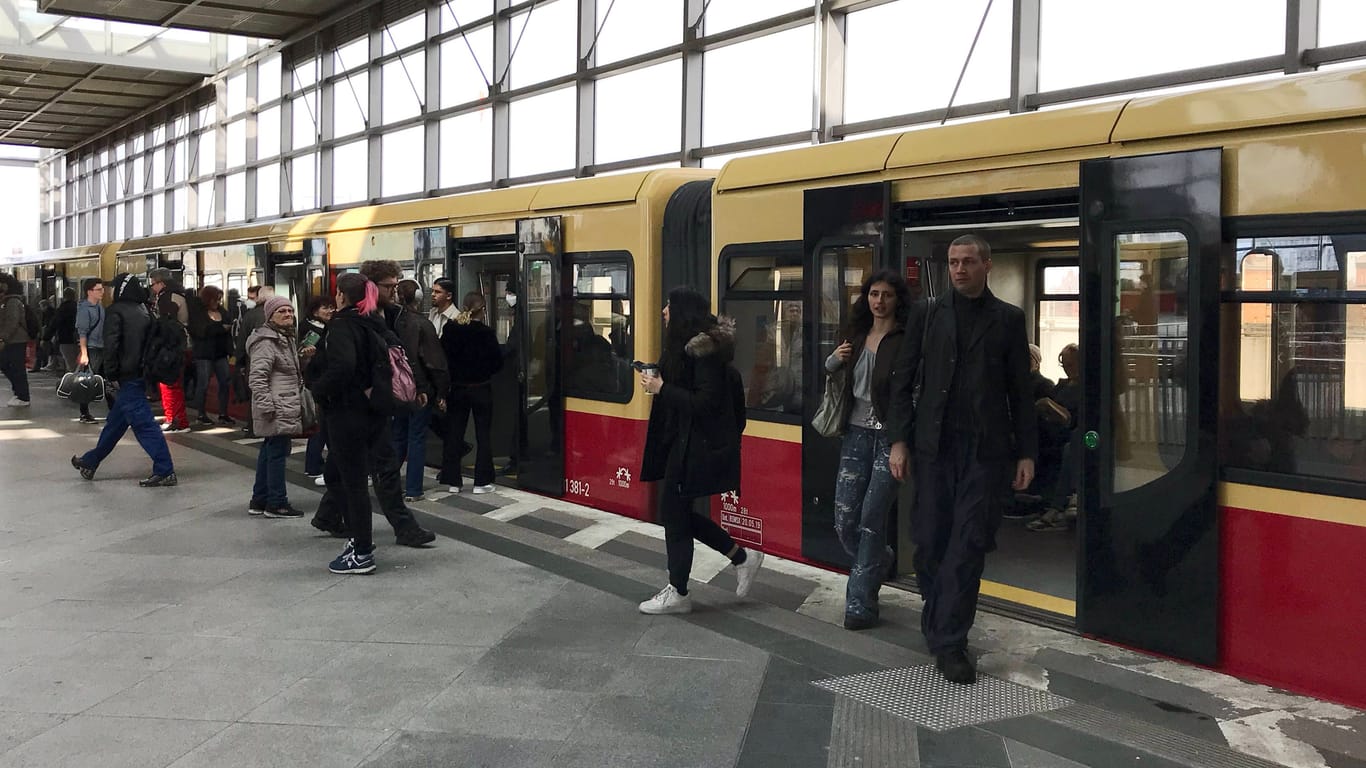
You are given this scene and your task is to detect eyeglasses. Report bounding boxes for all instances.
[378,282,399,292]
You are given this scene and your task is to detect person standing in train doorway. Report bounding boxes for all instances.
[888,234,1036,685]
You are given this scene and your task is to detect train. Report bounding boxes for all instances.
[7,66,1366,709]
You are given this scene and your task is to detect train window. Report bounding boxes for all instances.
[565,254,634,403]
[1037,262,1080,383]
[1221,233,1366,489]
[722,243,804,423]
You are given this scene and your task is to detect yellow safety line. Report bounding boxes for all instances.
[1220,483,1366,528]
[979,579,1077,618]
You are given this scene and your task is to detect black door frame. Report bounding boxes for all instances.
[515,216,567,497]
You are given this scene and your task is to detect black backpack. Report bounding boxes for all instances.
[142,308,188,384]
[18,299,40,339]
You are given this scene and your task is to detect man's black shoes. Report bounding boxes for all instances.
[935,649,977,685]
[70,455,96,481]
[395,526,436,547]
[139,473,178,487]
[310,517,349,538]
[843,614,878,631]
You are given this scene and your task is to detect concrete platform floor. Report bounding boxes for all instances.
[1,374,1364,768]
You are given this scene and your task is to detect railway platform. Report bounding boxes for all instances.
[0,375,1363,768]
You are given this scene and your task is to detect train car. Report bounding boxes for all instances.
[708,68,1366,708]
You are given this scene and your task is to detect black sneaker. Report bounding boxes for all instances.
[310,516,349,538]
[264,504,304,519]
[843,614,878,631]
[935,649,977,685]
[139,473,178,488]
[196,414,214,426]
[78,413,98,425]
[395,526,436,547]
[218,415,236,426]
[248,498,267,516]
[71,455,96,480]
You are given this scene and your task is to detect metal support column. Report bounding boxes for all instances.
[424,3,442,196]
[1010,0,1040,113]
[491,0,512,186]
[1285,0,1320,74]
[681,0,705,167]
[319,37,337,209]
[245,62,259,221]
[212,80,227,227]
[576,0,597,176]
[367,22,383,203]
[815,0,846,143]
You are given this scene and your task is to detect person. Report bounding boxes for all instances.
[75,278,110,423]
[888,234,1036,685]
[246,296,305,518]
[440,292,503,494]
[300,295,334,485]
[30,298,54,373]
[387,277,449,502]
[148,268,191,434]
[428,277,459,337]
[1030,343,1082,533]
[307,274,434,574]
[0,274,31,407]
[825,270,909,631]
[1006,343,1057,519]
[51,287,79,375]
[191,286,235,427]
[235,285,271,436]
[70,273,177,487]
[637,286,763,615]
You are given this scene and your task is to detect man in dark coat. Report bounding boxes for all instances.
[888,234,1037,685]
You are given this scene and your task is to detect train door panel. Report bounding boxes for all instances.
[517,216,566,497]
[453,236,519,478]
[1078,149,1222,665]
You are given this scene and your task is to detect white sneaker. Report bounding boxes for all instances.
[6,397,30,407]
[472,484,495,495]
[447,486,461,494]
[734,550,764,598]
[314,476,326,487]
[638,584,692,615]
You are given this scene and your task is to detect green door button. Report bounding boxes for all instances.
[1084,430,1099,450]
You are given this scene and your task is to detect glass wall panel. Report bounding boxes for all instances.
[509,0,576,89]
[226,172,246,222]
[196,181,214,228]
[226,119,247,169]
[332,139,369,205]
[335,36,370,74]
[151,147,166,189]
[1320,0,1366,46]
[845,0,1009,123]
[439,109,493,187]
[704,0,808,34]
[259,55,282,104]
[257,163,280,219]
[132,196,146,237]
[700,140,809,169]
[382,53,425,124]
[334,71,370,139]
[381,126,424,196]
[172,140,187,183]
[291,153,317,212]
[131,155,144,194]
[440,0,492,31]
[257,106,281,159]
[594,0,683,64]
[197,130,216,178]
[1039,0,1285,91]
[173,185,188,230]
[227,71,248,116]
[595,59,681,163]
[151,191,166,234]
[703,26,813,146]
[440,27,493,107]
[293,89,319,149]
[509,87,576,177]
[384,13,426,54]
[293,58,319,90]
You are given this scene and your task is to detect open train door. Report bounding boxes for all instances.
[516,216,566,496]
[1078,150,1222,665]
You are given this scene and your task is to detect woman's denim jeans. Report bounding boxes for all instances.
[833,425,897,621]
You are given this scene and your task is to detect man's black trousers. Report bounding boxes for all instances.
[315,406,418,550]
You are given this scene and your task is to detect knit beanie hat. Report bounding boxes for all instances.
[263,295,293,323]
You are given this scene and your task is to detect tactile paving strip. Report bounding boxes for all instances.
[814,666,1072,732]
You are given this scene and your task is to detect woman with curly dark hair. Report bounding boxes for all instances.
[824,269,909,630]
[191,285,235,426]
[637,286,763,615]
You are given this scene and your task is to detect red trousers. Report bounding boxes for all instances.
[160,379,188,428]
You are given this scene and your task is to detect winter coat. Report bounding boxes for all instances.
[0,295,28,346]
[50,299,78,345]
[640,318,742,498]
[442,318,503,387]
[831,325,905,427]
[103,276,152,383]
[247,324,303,437]
[386,304,450,399]
[307,307,389,412]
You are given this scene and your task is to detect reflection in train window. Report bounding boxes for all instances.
[721,243,803,422]
[1221,233,1366,487]
[565,255,633,403]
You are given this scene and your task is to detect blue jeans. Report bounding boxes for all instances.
[81,378,174,477]
[304,420,327,476]
[833,426,897,621]
[391,403,432,497]
[252,435,291,507]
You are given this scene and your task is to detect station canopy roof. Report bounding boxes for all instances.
[38,0,358,40]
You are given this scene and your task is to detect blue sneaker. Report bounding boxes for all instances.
[328,540,375,575]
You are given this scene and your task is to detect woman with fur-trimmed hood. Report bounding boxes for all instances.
[637,286,763,615]
[245,295,305,518]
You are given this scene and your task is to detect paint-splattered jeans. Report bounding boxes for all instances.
[834,425,897,621]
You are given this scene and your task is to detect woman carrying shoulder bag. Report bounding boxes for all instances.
[826,270,909,631]
[246,296,305,519]
[637,286,763,615]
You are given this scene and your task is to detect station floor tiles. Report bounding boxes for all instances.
[1,378,1364,767]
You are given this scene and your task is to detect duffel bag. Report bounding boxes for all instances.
[57,365,106,405]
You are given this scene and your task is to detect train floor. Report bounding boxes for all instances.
[1,374,1364,768]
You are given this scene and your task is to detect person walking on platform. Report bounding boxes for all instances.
[439,292,502,494]
[70,274,177,487]
[388,277,449,502]
[825,270,908,631]
[637,287,763,615]
[246,296,306,519]
[0,274,32,407]
[74,278,111,423]
[300,295,334,485]
[191,286,235,427]
[50,288,79,375]
[307,274,436,559]
[888,234,1036,685]
[148,268,191,434]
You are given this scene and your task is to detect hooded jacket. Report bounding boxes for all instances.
[103,274,153,383]
[384,304,450,399]
[442,316,503,387]
[641,317,742,498]
[0,294,28,346]
[306,306,389,412]
[247,324,303,437]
